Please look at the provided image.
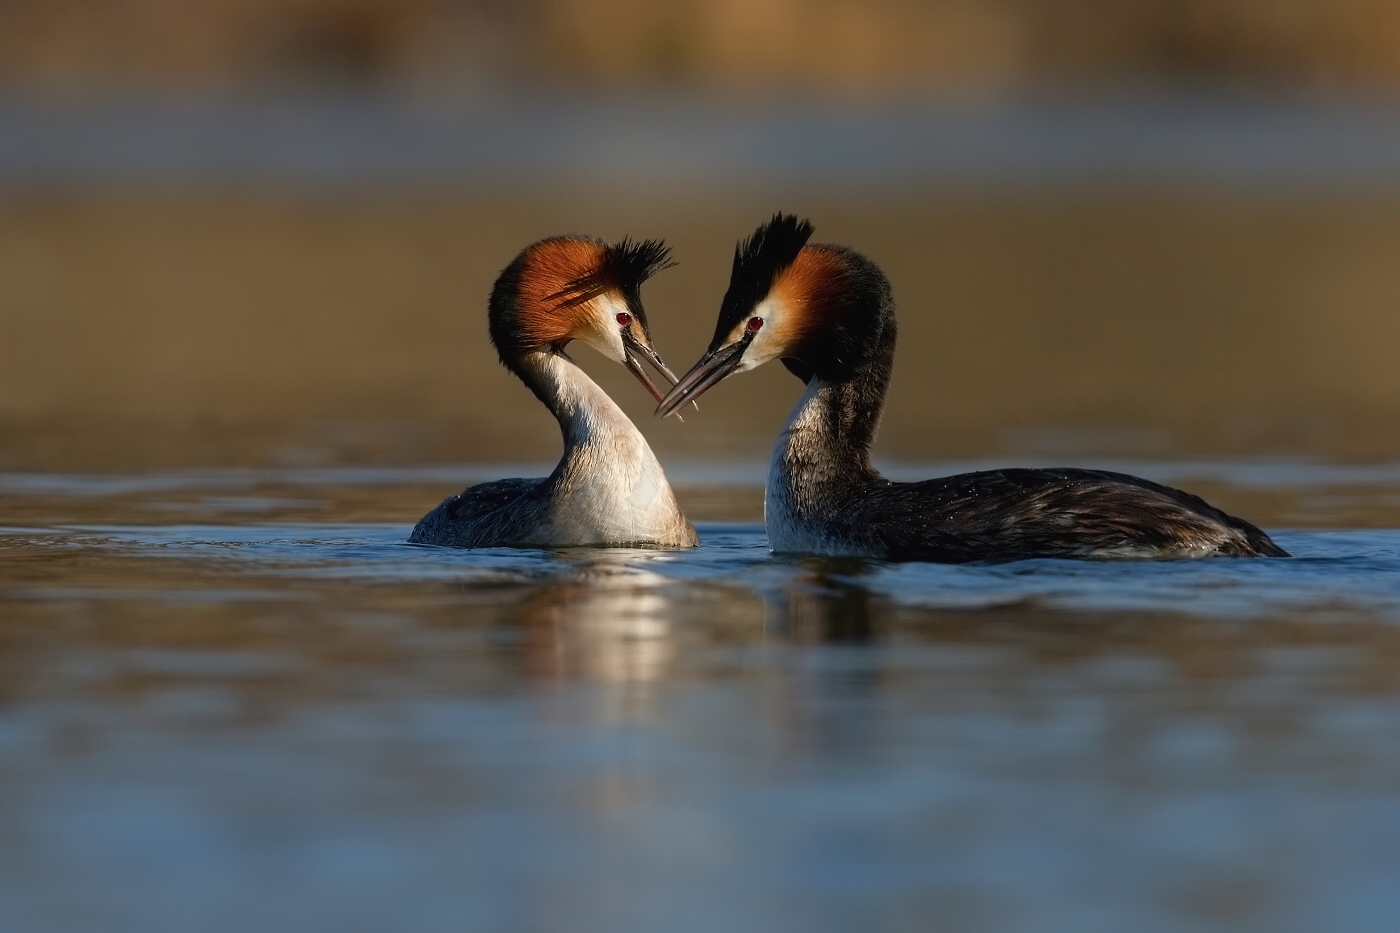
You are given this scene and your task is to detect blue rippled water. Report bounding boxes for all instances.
[7,521,1400,619]
[4,468,1400,932]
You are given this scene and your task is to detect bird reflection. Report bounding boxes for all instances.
[500,549,889,711]
[512,549,680,689]
[769,558,884,643]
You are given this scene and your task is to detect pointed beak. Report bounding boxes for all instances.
[621,328,690,418]
[655,337,750,419]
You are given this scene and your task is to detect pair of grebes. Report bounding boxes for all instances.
[411,214,1287,562]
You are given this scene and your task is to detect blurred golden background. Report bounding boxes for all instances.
[6,0,1400,94]
[2,1,1400,474]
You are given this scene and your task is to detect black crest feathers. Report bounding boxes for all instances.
[713,213,814,347]
[547,237,675,310]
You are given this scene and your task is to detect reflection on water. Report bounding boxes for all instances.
[5,468,1400,931]
[775,562,884,643]
[515,555,679,691]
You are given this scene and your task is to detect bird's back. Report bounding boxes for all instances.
[787,467,1288,562]
[408,478,545,548]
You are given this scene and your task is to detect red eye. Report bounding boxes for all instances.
[616,312,632,326]
[747,317,764,332]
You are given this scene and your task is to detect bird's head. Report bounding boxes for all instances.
[656,214,892,418]
[489,235,680,403]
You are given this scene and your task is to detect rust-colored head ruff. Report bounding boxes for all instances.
[710,214,893,382]
[488,235,674,362]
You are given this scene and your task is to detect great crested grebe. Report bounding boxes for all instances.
[656,215,1287,562]
[410,235,698,549]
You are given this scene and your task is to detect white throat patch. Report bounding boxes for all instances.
[573,292,629,364]
[735,294,791,372]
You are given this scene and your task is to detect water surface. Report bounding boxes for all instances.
[4,463,1400,932]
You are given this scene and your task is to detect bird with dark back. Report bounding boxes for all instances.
[657,214,1287,562]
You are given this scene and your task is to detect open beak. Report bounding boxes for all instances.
[655,336,750,419]
[621,329,691,419]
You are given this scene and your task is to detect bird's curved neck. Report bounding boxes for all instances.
[775,322,895,488]
[507,348,691,546]
[512,350,642,455]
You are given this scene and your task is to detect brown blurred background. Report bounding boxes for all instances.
[5,0,1400,95]
[2,1,1400,473]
